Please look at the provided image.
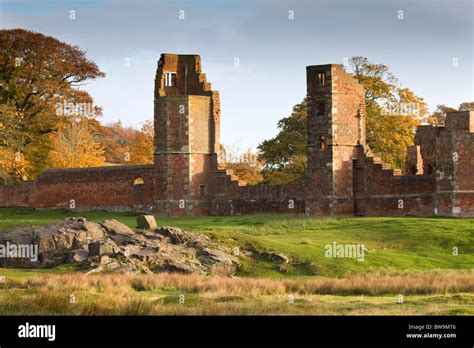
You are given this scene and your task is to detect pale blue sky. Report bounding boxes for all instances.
[0,0,472,150]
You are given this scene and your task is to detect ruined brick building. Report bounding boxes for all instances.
[1,54,473,217]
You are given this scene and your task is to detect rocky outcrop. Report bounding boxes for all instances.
[0,217,239,276]
[261,252,289,264]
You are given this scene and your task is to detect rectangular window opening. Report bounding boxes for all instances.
[317,72,325,86]
[199,185,206,197]
[165,72,177,87]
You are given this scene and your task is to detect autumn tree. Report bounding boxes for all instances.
[348,56,428,170]
[48,120,105,168]
[459,102,474,111]
[92,121,129,164]
[0,148,28,185]
[90,121,145,164]
[128,120,154,164]
[426,102,473,126]
[220,145,263,185]
[0,29,105,179]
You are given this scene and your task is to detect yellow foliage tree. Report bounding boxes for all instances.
[48,121,105,168]
[128,120,154,164]
[0,148,29,184]
[220,145,264,185]
[349,57,428,170]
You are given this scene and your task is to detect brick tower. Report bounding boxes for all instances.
[154,54,221,215]
[306,64,366,214]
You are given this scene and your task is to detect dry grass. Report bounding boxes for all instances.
[128,269,474,296]
[10,269,474,296]
[0,270,472,315]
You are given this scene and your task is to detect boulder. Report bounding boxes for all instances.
[88,255,139,274]
[162,259,196,274]
[130,247,159,261]
[84,221,106,240]
[66,249,89,263]
[157,227,187,244]
[136,215,157,230]
[108,233,131,246]
[0,217,106,268]
[100,219,134,236]
[156,227,211,247]
[97,240,120,256]
[199,248,240,276]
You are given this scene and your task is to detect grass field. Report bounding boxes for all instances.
[1,272,473,315]
[0,207,473,315]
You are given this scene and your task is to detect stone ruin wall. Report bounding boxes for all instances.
[0,165,155,212]
[0,53,473,217]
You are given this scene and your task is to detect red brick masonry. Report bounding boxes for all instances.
[1,54,473,217]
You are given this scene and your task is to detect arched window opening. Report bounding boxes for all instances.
[133,177,145,186]
[318,136,326,150]
[133,177,145,205]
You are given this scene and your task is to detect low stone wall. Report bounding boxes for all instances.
[0,165,155,212]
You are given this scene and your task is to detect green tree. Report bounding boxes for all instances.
[348,56,428,170]
[0,104,29,184]
[257,100,307,184]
